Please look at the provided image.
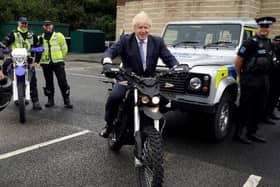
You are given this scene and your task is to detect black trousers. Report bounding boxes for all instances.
[41,62,70,98]
[237,74,269,135]
[265,68,280,116]
[2,58,39,102]
[105,83,127,125]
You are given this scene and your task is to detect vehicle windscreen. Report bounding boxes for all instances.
[163,24,241,48]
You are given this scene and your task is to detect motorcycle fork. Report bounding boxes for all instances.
[133,88,160,167]
[134,88,143,167]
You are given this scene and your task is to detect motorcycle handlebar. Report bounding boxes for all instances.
[30,46,44,53]
[108,64,189,80]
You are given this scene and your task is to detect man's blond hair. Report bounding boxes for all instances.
[132,11,152,27]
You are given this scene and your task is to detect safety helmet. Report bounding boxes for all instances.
[0,77,12,112]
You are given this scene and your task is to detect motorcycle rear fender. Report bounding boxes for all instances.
[141,106,162,120]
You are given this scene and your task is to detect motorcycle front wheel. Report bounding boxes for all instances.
[18,83,26,123]
[137,126,164,187]
[108,128,123,152]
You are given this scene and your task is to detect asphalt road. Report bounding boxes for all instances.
[1,61,280,187]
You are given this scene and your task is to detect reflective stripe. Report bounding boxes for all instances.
[215,67,228,88]
[11,31,33,56]
[40,32,68,64]
[215,65,238,88]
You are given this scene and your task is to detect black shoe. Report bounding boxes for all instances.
[64,97,73,109]
[233,135,252,144]
[33,101,42,110]
[270,113,280,120]
[247,134,267,143]
[262,117,276,125]
[99,125,113,138]
[45,97,54,107]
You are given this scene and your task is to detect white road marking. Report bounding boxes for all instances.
[243,175,262,187]
[67,72,105,79]
[0,130,91,160]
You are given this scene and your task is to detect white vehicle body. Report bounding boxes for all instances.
[158,18,258,140]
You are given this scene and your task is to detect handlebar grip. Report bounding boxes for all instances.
[31,47,44,53]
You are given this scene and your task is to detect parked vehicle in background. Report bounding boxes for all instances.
[157,18,258,140]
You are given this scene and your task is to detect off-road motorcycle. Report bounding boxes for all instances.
[10,47,44,123]
[103,65,188,187]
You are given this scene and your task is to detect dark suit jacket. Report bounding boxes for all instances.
[102,33,178,76]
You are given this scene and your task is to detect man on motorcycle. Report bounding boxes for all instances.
[1,17,42,110]
[99,11,179,138]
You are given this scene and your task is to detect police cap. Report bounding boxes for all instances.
[43,20,53,26]
[256,16,276,26]
[18,17,28,23]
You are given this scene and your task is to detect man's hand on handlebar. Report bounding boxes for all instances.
[103,63,117,78]
[0,42,6,49]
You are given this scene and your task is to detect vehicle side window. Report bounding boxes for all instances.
[243,30,253,43]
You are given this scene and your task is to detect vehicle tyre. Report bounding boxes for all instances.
[211,92,233,141]
[18,83,26,124]
[108,127,123,152]
[137,126,164,187]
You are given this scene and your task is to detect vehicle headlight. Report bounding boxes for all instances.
[151,96,160,105]
[141,96,150,104]
[189,77,202,90]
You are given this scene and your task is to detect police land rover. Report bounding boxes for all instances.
[158,18,258,140]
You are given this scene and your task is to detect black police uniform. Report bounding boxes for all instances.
[264,36,280,121]
[1,30,42,109]
[236,35,273,142]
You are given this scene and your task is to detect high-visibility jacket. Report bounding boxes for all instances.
[40,32,68,64]
[11,29,34,56]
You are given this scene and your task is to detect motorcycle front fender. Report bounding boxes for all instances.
[15,66,25,76]
[141,106,162,120]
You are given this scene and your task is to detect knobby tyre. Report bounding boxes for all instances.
[108,127,123,152]
[137,126,164,187]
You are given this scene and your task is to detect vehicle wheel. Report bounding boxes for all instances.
[108,128,123,152]
[211,92,233,141]
[137,126,164,187]
[18,83,26,124]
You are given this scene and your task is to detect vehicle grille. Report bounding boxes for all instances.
[160,73,188,94]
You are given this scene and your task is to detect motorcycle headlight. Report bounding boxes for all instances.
[13,57,25,66]
[189,77,202,90]
[151,96,160,105]
[141,96,150,104]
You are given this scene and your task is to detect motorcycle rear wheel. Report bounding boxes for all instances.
[137,126,164,187]
[18,83,26,124]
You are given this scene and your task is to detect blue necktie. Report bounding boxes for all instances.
[139,40,146,70]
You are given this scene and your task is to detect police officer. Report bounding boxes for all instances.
[263,35,280,124]
[234,16,276,144]
[1,17,42,110]
[39,20,73,108]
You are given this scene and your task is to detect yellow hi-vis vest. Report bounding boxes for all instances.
[40,32,68,64]
[11,31,34,56]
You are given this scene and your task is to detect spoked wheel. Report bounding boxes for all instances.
[18,83,26,124]
[137,126,164,187]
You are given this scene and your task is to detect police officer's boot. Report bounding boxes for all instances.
[45,97,54,107]
[33,101,42,110]
[233,125,252,144]
[64,97,73,109]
